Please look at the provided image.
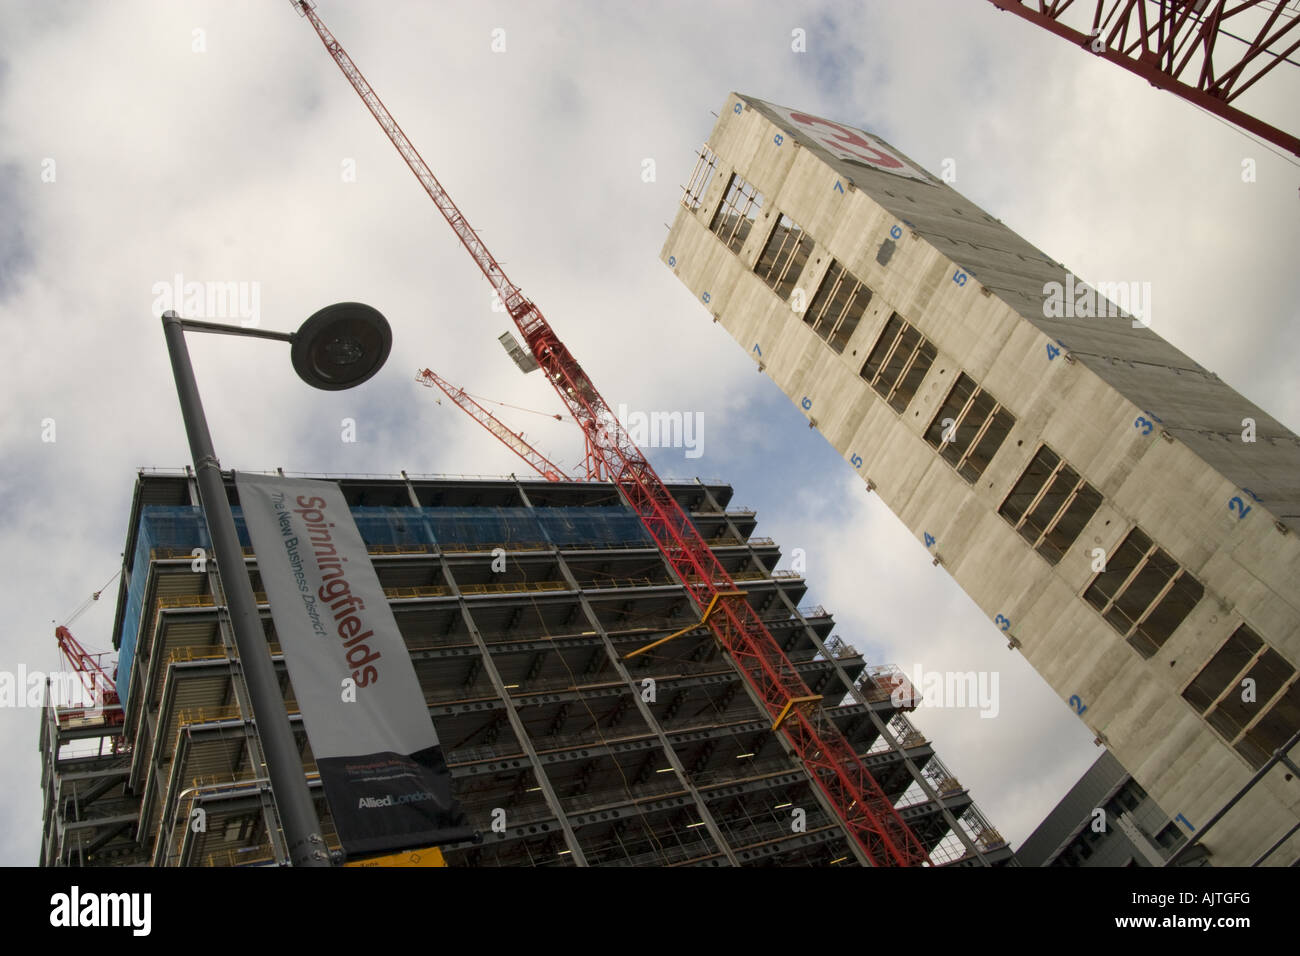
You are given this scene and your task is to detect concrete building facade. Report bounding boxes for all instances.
[40,469,1010,866]
[661,93,1300,866]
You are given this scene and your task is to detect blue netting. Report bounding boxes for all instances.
[536,506,653,547]
[422,506,654,547]
[423,507,543,545]
[351,507,438,547]
[119,507,216,713]
[116,501,653,715]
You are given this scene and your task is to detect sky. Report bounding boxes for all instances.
[1,0,1297,867]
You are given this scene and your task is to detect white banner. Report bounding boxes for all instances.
[236,473,471,857]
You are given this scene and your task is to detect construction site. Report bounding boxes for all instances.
[41,469,1010,866]
[31,2,1300,869]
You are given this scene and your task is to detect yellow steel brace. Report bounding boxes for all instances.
[623,590,748,660]
[772,695,823,731]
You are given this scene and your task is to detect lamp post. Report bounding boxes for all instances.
[161,303,392,867]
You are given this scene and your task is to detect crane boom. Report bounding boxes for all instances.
[296,0,929,866]
[416,368,571,482]
[53,625,124,727]
[987,0,1300,156]
[293,2,537,329]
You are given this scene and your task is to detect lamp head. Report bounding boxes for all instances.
[291,302,391,390]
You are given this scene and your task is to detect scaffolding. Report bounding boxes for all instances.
[40,470,1013,867]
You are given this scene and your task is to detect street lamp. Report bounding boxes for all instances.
[161,303,392,867]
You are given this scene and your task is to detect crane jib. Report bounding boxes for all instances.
[299,1,930,866]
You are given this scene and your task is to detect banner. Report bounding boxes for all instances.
[235,473,473,859]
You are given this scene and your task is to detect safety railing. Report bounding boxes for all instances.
[202,847,279,868]
[723,816,837,850]
[458,580,567,595]
[921,755,966,796]
[926,831,972,867]
[559,539,654,552]
[137,466,732,488]
[159,579,747,605]
[384,585,453,599]
[174,704,244,727]
[157,536,776,566]
[156,593,218,609]
[731,569,802,582]
[166,646,229,664]
[961,804,1008,851]
[365,544,437,555]
[863,713,929,755]
[187,772,267,791]
[154,543,438,561]
[440,541,551,553]
[157,584,454,610]
[160,539,780,561]
[529,727,649,756]
[600,837,718,867]
[562,776,689,814]
[445,741,528,765]
[855,663,918,708]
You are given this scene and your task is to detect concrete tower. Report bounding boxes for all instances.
[661,94,1300,866]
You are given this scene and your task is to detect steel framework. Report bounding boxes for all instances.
[53,626,123,728]
[987,1,1300,155]
[294,0,929,865]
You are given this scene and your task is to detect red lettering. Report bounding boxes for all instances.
[346,644,380,668]
[343,628,373,649]
[319,578,350,603]
[788,112,904,169]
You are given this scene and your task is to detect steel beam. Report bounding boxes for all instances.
[987,1,1300,155]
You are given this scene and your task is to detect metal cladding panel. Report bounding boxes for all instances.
[1015,751,1128,865]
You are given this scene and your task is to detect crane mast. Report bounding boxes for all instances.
[295,0,929,866]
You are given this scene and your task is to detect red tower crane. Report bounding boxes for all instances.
[53,626,124,731]
[294,0,930,866]
[416,368,573,482]
[987,1,1300,156]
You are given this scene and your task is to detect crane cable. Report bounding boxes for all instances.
[461,389,573,425]
[59,568,122,630]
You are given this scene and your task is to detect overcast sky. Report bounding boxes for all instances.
[2,0,1296,867]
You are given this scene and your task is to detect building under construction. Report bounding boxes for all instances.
[40,468,1010,867]
[662,94,1300,866]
